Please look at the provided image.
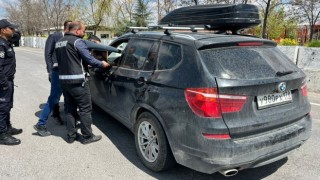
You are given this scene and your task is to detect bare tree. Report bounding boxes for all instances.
[41,0,73,36]
[4,0,44,36]
[76,0,112,35]
[3,0,72,36]
[157,0,177,23]
[91,0,112,35]
[179,0,198,6]
[202,0,253,4]
[113,0,135,23]
[290,0,320,42]
[109,0,136,36]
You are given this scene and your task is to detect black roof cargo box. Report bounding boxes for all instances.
[159,4,260,30]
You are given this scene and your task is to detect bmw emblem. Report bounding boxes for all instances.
[277,82,287,92]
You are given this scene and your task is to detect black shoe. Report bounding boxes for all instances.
[67,133,81,144]
[82,134,102,145]
[0,133,21,145]
[33,124,51,137]
[7,126,23,135]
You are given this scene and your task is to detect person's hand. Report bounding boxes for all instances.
[101,61,110,68]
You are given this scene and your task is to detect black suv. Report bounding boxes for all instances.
[88,5,312,176]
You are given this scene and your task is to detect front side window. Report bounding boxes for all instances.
[108,42,128,66]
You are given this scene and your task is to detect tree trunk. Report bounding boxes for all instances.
[193,0,198,5]
[262,0,271,39]
[157,0,160,24]
[309,24,314,42]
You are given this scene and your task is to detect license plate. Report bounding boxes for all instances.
[257,91,292,109]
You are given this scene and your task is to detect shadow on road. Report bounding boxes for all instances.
[33,103,67,141]
[91,105,288,179]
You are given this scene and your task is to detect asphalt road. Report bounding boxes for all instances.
[0,47,319,180]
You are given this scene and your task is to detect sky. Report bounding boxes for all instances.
[0,0,6,19]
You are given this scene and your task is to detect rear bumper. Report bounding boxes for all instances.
[170,114,312,174]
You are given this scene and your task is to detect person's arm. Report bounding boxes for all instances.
[44,34,55,74]
[75,39,109,68]
[0,46,8,89]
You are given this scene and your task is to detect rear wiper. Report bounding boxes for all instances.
[276,70,296,77]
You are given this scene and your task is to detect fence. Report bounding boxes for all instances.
[20,36,113,48]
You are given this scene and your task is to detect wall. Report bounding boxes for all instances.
[278,46,320,93]
[19,37,320,92]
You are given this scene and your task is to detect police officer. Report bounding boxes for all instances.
[0,19,22,145]
[55,21,110,144]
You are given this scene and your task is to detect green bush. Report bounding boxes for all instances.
[279,38,299,46]
[306,40,320,47]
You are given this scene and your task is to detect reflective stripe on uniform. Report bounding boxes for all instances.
[53,63,58,67]
[59,74,85,80]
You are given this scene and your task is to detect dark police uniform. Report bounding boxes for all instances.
[55,33,103,143]
[0,37,16,134]
[0,19,22,145]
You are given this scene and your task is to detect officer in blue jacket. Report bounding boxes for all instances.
[0,19,22,145]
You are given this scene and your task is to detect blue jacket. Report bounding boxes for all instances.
[44,32,63,74]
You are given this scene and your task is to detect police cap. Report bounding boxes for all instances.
[0,19,18,29]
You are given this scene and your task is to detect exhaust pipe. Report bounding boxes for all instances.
[219,169,238,177]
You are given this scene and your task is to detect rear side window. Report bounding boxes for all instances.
[200,47,300,79]
[158,42,182,70]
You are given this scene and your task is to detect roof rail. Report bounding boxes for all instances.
[129,26,148,30]
[128,25,206,35]
[129,26,148,34]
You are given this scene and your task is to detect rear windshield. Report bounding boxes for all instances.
[199,47,299,80]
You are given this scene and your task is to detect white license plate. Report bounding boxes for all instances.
[257,91,292,109]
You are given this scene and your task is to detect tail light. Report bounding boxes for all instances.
[238,42,263,46]
[184,88,247,118]
[301,83,308,97]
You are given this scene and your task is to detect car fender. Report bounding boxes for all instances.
[131,103,176,153]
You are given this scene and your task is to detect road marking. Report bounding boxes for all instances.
[311,102,320,107]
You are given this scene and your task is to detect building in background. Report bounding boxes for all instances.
[297,21,320,45]
[42,25,114,39]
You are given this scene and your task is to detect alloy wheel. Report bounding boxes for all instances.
[138,121,159,162]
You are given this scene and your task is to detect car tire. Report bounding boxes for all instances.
[134,112,175,172]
